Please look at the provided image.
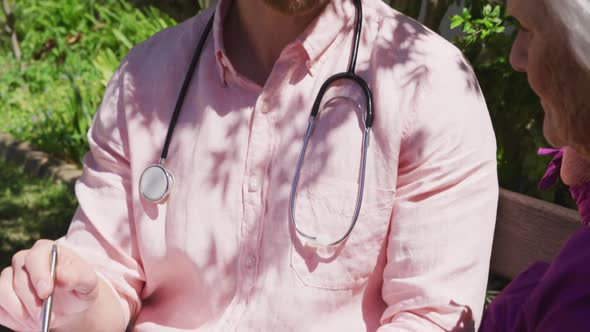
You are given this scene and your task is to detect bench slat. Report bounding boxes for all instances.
[490,189,581,279]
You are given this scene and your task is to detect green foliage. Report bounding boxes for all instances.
[0,0,176,164]
[451,5,505,44]
[448,1,575,207]
[0,158,77,269]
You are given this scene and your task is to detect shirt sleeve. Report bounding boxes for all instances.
[378,52,499,331]
[57,60,145,327]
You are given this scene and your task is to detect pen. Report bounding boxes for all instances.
[40,244,58,332]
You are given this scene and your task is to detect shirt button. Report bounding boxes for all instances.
[260,101,270,114]
[245,254,257,269]
[248,178,260,192]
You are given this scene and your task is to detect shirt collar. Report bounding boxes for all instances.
[296,0,356,76]
[213,0,236,84]
[212,0,356,83]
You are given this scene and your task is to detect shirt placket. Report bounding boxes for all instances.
[230,91,275,327]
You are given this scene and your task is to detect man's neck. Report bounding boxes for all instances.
[223,0,327,86]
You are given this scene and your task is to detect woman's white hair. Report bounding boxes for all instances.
[548,0,590,72]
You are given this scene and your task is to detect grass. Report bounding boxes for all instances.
[0,158,77,270]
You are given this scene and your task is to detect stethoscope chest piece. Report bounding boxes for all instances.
[139,163,174,203]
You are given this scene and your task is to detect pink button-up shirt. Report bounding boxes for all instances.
[58,0,498,330]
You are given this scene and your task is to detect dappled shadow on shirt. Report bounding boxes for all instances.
[456,56,482,98]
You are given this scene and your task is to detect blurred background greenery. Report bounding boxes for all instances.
[0,0,572,327]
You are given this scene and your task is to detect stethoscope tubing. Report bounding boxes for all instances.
[161,14,215,163]
[289,124,370,247]
[288,0,373,247]
[310,72,373,128]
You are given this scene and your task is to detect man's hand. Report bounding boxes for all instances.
[561,147,590,187]
[0,240,99,331]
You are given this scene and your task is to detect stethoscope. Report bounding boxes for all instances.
[139,0,373,248]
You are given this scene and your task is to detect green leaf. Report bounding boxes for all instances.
[112,29,133,50]
[450,15,464,29]
[492,5,502,18]
[483,4,492,16]
[462,7,472,20]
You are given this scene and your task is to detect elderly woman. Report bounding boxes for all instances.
[480,0,590,331]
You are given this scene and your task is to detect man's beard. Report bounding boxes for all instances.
[262,0,330,15]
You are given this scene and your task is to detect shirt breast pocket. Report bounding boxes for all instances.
[290,175,395,290]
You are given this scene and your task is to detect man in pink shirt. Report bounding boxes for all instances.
[0,0,498,331]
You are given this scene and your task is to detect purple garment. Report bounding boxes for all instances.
[537,148,564,191]
[480,148,590,331]
[570,183,590,225]
[480,226,590,332]
[536,147,590,224]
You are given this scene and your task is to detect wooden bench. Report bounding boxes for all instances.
[490,189,581,279]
